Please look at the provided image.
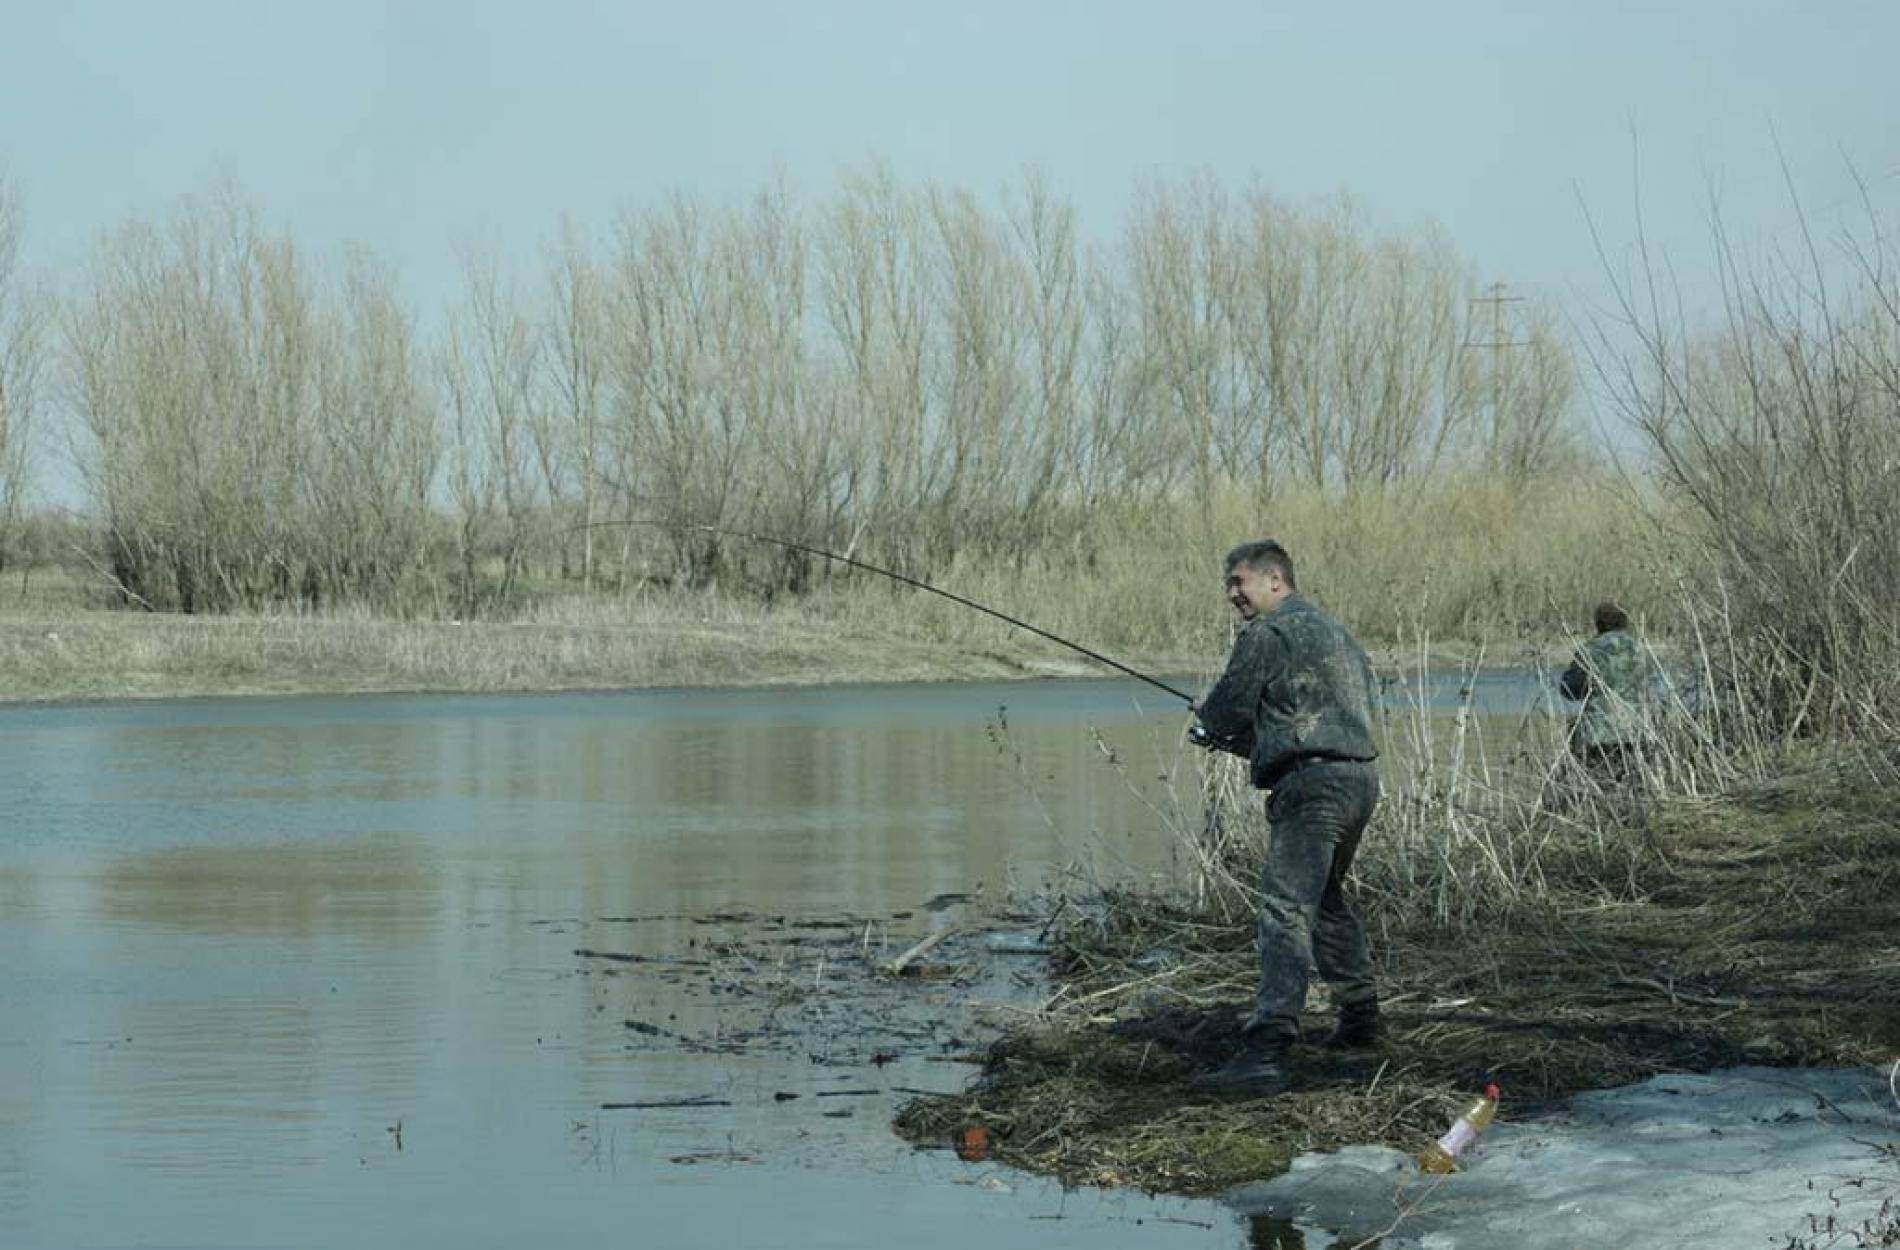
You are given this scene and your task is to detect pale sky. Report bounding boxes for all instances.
[3,0,1896,320]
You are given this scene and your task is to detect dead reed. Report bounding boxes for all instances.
[894,646,1900,1195]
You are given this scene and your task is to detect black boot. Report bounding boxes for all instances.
[1193,1030,1294,1092]
[1322,1001,1384,1051]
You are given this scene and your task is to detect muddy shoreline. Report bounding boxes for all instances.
[0,604,1565,707]
[889,750,1900,1195]
[561,900,1048,1171]
[543,750,1900,1199]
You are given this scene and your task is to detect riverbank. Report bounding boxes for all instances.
[0,603,1178,704]
[0,599,1542,705]
[893,749,1900,1202]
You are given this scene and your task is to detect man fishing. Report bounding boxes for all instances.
[1189,540,1383,1091]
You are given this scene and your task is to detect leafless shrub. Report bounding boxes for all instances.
[1588,174,1900,738]
[65,188,437,612]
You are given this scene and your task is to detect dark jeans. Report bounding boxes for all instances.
[1245,759,1381,1041]
[1541,739,1648,820]
[1575,741,1635,783]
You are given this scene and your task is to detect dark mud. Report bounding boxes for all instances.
[569,900,1052,1104]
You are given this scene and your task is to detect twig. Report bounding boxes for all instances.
[575,948,710,967]
[1351,1172,1450,1250]
[1611,975,1745,1009]
[1065,962,1193,1008]
[65,539,158,612]
[886,927,962,976]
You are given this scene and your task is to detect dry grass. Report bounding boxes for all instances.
[0,590,1114,703]
[895,743,1900,1196]
[1,469,1658,704]
[812,472,1658,662]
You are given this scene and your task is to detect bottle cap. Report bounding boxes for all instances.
[1484,1083,1501,1101]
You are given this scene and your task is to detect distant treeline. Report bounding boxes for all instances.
[0,170,1579,614]
[0,168,1895,734]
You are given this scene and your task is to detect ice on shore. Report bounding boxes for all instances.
[1228,1065,1899,1249]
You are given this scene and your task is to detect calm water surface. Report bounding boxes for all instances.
[0,680,1255,1250]
[0,673,1550,1250]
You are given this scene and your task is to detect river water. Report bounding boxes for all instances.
[0,673,1551,1250]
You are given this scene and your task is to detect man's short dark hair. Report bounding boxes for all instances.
[1594,601,1630,633]
[1225,540,1296,589]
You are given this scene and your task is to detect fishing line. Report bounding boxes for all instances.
[561,519,1196,705]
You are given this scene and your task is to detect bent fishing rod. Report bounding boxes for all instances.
[562,519,1197,706]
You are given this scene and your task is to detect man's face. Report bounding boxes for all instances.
[1224,562,1286,620]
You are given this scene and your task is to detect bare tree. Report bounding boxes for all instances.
[66,189,317,611]
[1126,176,1235,531]
[606,194,744,585]
[817,165,936,572]
[1007,171,1085,544]
[0,173,47,580]
[926,184,1028,549]
[445,247,539,610]
[544,218,608,587]
[309,246,438,607]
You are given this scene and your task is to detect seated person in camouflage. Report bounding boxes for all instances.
[1558,602,1652,782]
[1188,540,1383,1091]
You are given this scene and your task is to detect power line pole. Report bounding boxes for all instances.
[1468,282,1527,472]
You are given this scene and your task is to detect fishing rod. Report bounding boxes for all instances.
[563,519,1197,706]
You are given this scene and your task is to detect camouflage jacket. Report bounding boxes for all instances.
[1197,594,1379,790]
[1559,628,1654,747]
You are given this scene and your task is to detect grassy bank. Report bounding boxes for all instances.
[0,470,1643,704]
[0,591,1569,706]
[0,592,1164,704]
[893,748,1900,1195]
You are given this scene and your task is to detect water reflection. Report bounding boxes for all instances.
[99,843,439,933]
[1248,1211,1381,1248]
[1249,1212,1309,1247]
[0,681,1249,1250]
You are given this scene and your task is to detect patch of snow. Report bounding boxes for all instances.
[1228,1066,1899,1249]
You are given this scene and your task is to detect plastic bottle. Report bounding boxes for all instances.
[1417,1083,1501,1174]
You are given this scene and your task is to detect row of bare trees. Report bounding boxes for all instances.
[1124,179,1576,515]
[38,171,1580,613]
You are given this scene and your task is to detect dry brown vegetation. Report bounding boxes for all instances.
[889,171,1900,1189]
[895,731,1900,1195]
[1587,187,1900,739]
[0,584,1095,703]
